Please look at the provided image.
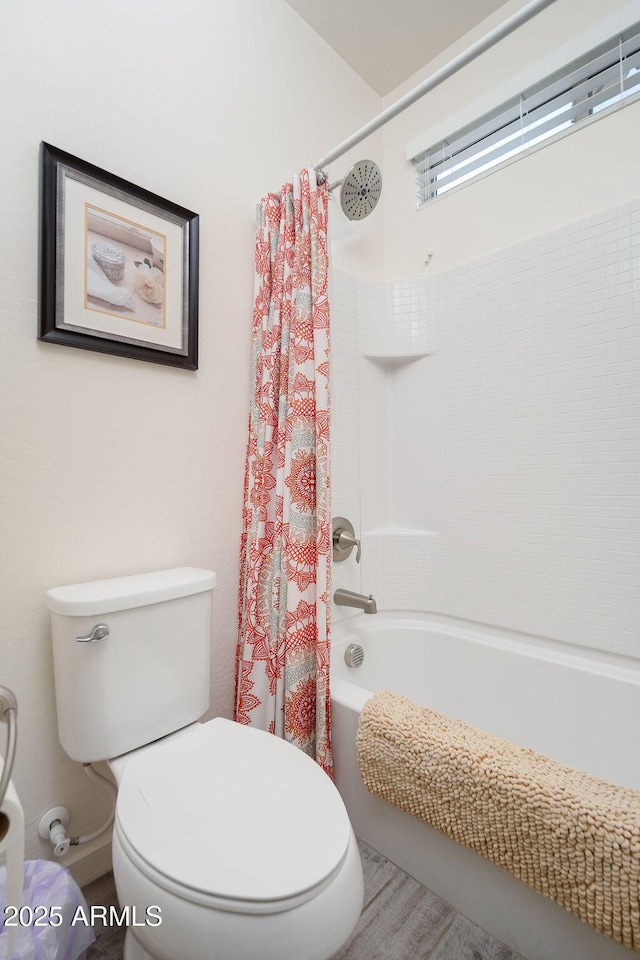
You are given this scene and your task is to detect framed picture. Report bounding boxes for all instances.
[39,142,199,370]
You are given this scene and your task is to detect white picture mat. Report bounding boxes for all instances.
[61,174,184,351]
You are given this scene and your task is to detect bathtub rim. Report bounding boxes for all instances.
[331,609,640,687]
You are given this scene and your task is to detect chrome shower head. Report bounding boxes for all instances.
[329,160,382,220]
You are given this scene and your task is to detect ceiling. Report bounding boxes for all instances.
[284,0,509,95]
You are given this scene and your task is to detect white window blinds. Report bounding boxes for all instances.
[412,22,640,205]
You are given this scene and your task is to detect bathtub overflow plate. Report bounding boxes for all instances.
[344,643,365,668]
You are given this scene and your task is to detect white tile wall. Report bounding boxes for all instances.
[330,269,360,530]
[363,530,444,612]
[332,199,640,659]
[357,277,430,357]
[330,269,364,617]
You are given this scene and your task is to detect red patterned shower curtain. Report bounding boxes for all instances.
[234,169,332,776]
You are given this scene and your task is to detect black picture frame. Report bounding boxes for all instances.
[39,142,199,370]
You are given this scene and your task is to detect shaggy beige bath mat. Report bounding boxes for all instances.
[356,691,640,952]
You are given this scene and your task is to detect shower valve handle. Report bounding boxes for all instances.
[337,531,361,563]
[332,517,362,564]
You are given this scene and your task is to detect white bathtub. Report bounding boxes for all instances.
[331,612,640,960]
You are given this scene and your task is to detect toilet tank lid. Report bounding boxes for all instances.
[46,567,217,616]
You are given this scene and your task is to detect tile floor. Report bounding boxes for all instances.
[82,840,524,960]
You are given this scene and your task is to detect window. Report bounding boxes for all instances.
[412,22,640,205]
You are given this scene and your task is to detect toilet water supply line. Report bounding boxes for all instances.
[74,765,117,844]
[44,765,117,858]
[0,685,116,857]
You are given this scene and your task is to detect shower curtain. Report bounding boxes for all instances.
[234,169,333,777]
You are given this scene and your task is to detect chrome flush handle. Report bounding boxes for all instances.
[76,623,110,643]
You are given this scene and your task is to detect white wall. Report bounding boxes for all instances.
[381,0,640,278]
[0,0,383,874]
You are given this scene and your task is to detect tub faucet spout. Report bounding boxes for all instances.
[334,588,377,615]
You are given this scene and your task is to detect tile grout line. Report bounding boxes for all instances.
[420,906,457,959]
[361,870,397,912]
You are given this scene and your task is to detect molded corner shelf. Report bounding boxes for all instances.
[365,527,443,537]
[362,352,431,367]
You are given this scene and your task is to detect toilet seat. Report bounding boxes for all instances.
[115,718,351,914]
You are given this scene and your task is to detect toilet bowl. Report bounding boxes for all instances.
[109,718,364,960]
[46,568,364,960]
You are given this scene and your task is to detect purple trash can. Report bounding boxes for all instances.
[0,860,96,959]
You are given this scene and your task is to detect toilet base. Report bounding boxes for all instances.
[124,930,154,960]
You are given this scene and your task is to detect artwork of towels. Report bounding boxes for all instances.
[87,254,135,310]
[0,773,95,958]
[357,691,640,953]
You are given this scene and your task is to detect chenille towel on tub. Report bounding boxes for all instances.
[356,691,640,952]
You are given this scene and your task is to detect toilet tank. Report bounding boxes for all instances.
[46,568,216,763]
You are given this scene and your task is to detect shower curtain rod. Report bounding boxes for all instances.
[313,0,556,171]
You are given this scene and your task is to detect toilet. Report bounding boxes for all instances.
[46,568,364,960]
